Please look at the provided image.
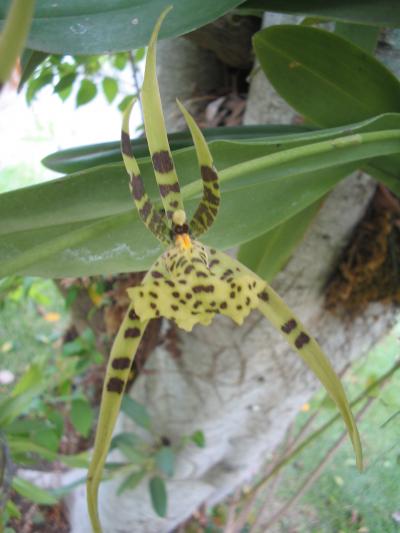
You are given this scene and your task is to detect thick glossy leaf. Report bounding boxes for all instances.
[2,125,400,277]
[12,477,58,505]
[242,0,400,27]
[42,124,312,174]
[254,25,400,128]
[149,476,167,517]
[238,200,321,282]
[334,22,379,53]
[0,0,243,55]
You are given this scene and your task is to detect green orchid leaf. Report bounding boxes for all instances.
[0,0,244,56]
[42,124,313,174]
[2,127,400,277]
[253,25,400,128]
[334,22,379,53]
[238,200,321,282]
[253,26,400,190]
[241,0,400,27]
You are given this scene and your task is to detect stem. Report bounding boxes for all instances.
[128,51,144,125]
[181,129,400,199]
[0,0,36,89]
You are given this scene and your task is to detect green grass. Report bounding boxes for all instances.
[268,322,400,533]
[0,278,68,378]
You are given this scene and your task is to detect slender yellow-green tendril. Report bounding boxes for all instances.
[87,7,362,532]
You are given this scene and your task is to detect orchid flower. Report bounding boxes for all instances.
[87,8,362,532]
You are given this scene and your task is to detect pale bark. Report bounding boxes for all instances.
[67,16,398,533]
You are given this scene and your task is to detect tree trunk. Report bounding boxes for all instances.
[68,15,398,533]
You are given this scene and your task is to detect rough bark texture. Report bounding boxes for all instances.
[67,16,398,533]
[184,13,260,69]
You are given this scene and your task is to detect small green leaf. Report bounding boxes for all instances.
[155,447,175,477]
[190,430,206,448]
[102,77,118,103]
[135,48,145,62]
[118,94,135,112]
[32,428,60,452]
[5,499,21,519]
[117,443,148,465]
[76,79,97,107]
[62,338,84,356]
[65,286,79,308]
[113,53,128,70]
[25,71,53,103]
[57,82,73,102]
[70,397,93,437]
[121,396,151,430]
[8,436,89,468]
[54,72,77,94]
[111,432,144,450]
[149,476,167,517]
[12,364,43,396]
[12,477,58,505]
[19,49,49,90]
[117,470,146,495]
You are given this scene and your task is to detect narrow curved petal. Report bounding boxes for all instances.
[141,6,185,222]
[176,99,220,238]
[121,98,170,244]
[257,284,363,469]
[87,306,149,532]
[212,250,362,469]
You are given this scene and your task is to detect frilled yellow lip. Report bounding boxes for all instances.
[127,242,267,331]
